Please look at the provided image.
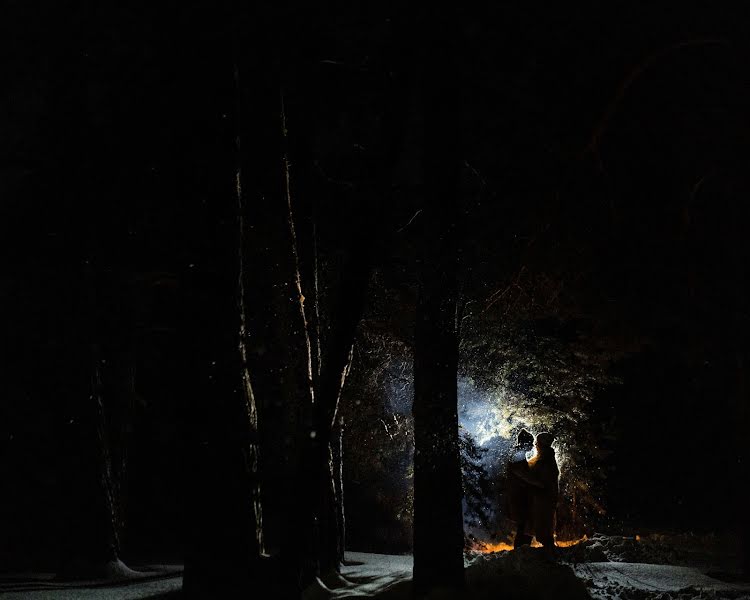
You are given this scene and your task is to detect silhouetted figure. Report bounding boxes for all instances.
[505,428,535,548]
[528,432,559,555]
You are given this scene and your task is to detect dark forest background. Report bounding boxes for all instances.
[2,1,749,597]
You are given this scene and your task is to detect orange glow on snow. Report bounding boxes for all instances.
[555,535,588,547]
[471,535,588,553]
[474,541,515,553]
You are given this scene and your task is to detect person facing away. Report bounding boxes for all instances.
[527,432,560,553]
[505,428,535,548]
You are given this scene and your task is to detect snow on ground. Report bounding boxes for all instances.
[576,562,750,600]
[569,534,742,572]
[0,565,182,600]
[305,536,750,600]
[304,548,591,599]
[2,536,748,599]
[303,553,413,599]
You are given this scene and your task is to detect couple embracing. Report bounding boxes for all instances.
[505,429,559,554]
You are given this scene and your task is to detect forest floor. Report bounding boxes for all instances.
[306,534,750,600]
[1,535,748,599]
[0,564,182,599]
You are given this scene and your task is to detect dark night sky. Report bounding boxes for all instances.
[1,1,749,568]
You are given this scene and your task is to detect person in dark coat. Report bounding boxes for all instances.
[527,432,559,554]
[505,428,535,548]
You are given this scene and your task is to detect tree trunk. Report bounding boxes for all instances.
[275,70,373,582]
[234,54,265,563]
[260,91,319,593]
[57,266,121,579]
[728,178,750,578]
[412,216,465,593]
[222,16,320,592]
[412,5,465,595]
[181,26,264,598]
[735,353,750,577]
[312,255,369,571]
[333,419,346,564]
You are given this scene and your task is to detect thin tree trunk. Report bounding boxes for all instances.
[333,417,346,564]
[272,2,414,581]
[313,255,369,573]
[58,266,121,579]
[182,27,265,598]
[735,353,749,577]
[275,71,373,578]
[234,57,265,560]
[277,90,320,591]
[729,181,750,578]
[226,14,319,592]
